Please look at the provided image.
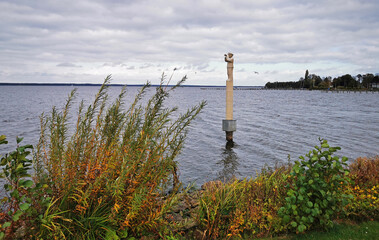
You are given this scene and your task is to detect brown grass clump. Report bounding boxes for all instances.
[349,156,379,187]
[197,164,292,239]
[345,156,379,221]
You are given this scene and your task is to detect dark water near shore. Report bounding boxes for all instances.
[1,85,378,187]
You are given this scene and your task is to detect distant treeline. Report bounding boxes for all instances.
[265,72,379,90]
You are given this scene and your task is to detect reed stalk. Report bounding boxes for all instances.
[34,74,206,238]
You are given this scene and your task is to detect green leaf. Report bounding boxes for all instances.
[24,144,33,149]
[321,143,329,148]
[21,180,33,188]
[12,210,23,221]
[0,157,7,166]
[298,224,306,232]
[19,173,31,178]
[119,229,128,238]
[16,137,23,144]
[283,215,290,223]
[307,201,313,208]
[2,221,11,228]
[291,221,298,227]
[0,135,8,145]
[16,163,24,170]
[20,203,30,211]
[10,189,19,198]
[105,229,120,240]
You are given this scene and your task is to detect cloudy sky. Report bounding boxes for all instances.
[0,0,378,86]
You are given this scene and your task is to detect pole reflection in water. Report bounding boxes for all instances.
[217,141,239,182]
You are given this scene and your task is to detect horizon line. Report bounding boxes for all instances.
[0,82,264,88]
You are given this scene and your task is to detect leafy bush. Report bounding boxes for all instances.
[0,136,52,240]
[33,75,205,238]
[197,151,379,238]
[279,139,352,233]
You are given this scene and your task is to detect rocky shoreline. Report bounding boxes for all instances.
[163,181,223,239]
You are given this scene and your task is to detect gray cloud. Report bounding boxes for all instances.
[57,62,82,68]
[0,0,378,85]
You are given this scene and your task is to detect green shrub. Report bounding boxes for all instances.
[279,139,352,233]
[0,136,52,240]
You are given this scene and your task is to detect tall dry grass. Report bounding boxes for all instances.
[345,156,379,221]
[198,164,291,239]
[33,74,206,239]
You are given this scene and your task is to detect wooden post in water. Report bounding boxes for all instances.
[222,53,236,142]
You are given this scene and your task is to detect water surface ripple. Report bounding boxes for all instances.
[1,86,378,186]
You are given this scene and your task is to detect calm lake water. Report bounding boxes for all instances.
[1,85,378,187]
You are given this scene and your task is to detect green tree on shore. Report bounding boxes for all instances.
[265,72,378,90]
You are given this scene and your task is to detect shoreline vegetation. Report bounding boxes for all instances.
[1,75,378,239]
[265,72,379,91]
[0,82,264,89]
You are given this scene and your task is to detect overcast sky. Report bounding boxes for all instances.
[0,0,378,86]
